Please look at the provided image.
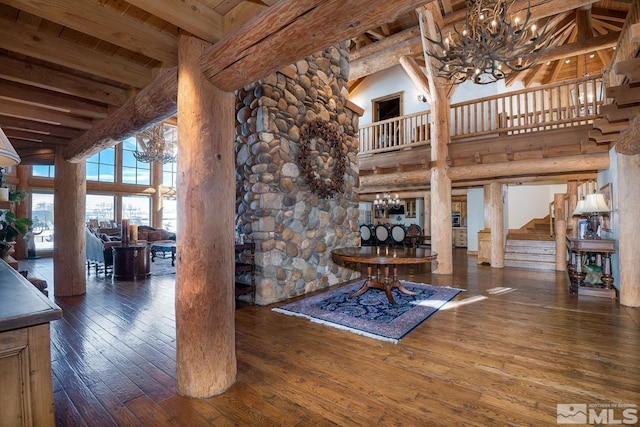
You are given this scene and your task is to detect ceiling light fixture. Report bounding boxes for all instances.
[424,0,554,85]
[134,123,177,164]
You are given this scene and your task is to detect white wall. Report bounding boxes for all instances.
[507,184,568,230]
[466,187,485,251]
[350,65,431,126]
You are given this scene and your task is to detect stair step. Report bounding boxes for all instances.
[505,252,556,263]
[507,239,555,247]
[507,233,554,241]
[504,260,557,271]
[505,245,556,255]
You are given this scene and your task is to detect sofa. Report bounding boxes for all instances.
[85,227,120,275]
[137,226,176,243]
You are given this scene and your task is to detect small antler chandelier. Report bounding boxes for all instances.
[374,193,400,210]
[424,0,554,85]
[134,124,177,164]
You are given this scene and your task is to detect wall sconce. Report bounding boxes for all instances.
[417,94,428,103]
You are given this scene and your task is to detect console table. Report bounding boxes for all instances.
[566,237,616,298]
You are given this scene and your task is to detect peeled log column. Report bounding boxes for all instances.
[554,192,567,272]
[618,153,640,307]
[489,182,504,268]
[176,35,236,397]
[53,148,86,296]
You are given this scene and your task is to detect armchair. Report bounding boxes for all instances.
[85,228,120,275]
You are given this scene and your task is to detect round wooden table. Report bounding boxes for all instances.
[331,246,438,305]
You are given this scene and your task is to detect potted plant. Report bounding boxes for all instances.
[0,211,32,259]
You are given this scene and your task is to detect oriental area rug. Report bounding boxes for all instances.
[273,280,463,344]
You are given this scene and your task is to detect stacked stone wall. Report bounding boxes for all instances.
[235,43,360,305]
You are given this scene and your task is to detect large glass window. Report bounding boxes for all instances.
[31,192,54,251]
[162,197,177,232]
[86,147,115,182]
[122,137,151,185]
[122,195,150,226]
[86,194,115,224]
[32,165,55,178]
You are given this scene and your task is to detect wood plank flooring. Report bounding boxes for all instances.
[19,250,640,426]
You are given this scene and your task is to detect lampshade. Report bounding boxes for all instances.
[582,193,610,213]
[0,127,21,166]
[572,199,587,216]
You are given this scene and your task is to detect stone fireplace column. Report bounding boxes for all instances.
[235,44,361,305]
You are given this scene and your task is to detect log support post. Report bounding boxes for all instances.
[176,34,236,397]
[419,4,454,274]
[489,182,504,268]
[618,153,640,307]
[14,165,30,259]
[422,191,431,237]
[554,192,567,271]
[567,181,578,237]
[152,161,163,228]
[53,148,86,296]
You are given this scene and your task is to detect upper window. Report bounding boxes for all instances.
[122,195,151,226]
[32,165,55,178]
[87,147,115,182]
[122,137,151,185]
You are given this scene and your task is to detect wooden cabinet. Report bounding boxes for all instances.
[405,200,416,218]
[0,261,61,427]
[477,229,491,264]
[453,227,468,248]
[235,241,255,304]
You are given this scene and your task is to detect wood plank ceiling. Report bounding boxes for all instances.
[0,0,631,165]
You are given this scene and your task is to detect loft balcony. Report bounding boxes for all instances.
[357,75,612,193]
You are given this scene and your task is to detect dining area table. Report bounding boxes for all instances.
[331,246,438,305]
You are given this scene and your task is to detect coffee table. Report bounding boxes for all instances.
[150,242,177,266]
[331,246,438,305]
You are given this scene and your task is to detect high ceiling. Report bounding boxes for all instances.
[0,0,631,165]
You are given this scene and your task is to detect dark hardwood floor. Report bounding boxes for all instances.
[19,250,640,426]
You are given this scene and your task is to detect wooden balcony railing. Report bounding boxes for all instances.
[359,75,604,155]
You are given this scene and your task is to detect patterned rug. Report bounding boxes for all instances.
[273,280,463,344]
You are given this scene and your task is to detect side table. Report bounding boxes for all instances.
[113,244,151,280]
[566,237,616,298]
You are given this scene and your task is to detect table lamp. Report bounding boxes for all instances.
[573,193,610,239]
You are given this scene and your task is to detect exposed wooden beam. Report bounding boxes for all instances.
[0,116,84,139]
[607,84,640,106]
[200,0,429,92]
[535,31,620,64]
[399,56,431,104]
[3,128,69,146]
[0,17,153,88]
[350,28,619,83]
[614,58,640,83]
[360,152,609,187]
[0,99,94,130]
[616,114,640,155]
[349,35,423,81]
[125,0,224,43]
[600,103,640,121]
[63,68,178,162]
[223,1,270,34]
[443,0,600,29]
[349,26,421,62]
[0,80,107,120]
[2,0,178,65]
[0,56,129,107]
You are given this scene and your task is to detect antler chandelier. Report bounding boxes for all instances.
[424,0,554,85]
[134,124,177,164]
[374,193,400,211]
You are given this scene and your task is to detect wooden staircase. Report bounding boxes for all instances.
[505,215,556,271]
